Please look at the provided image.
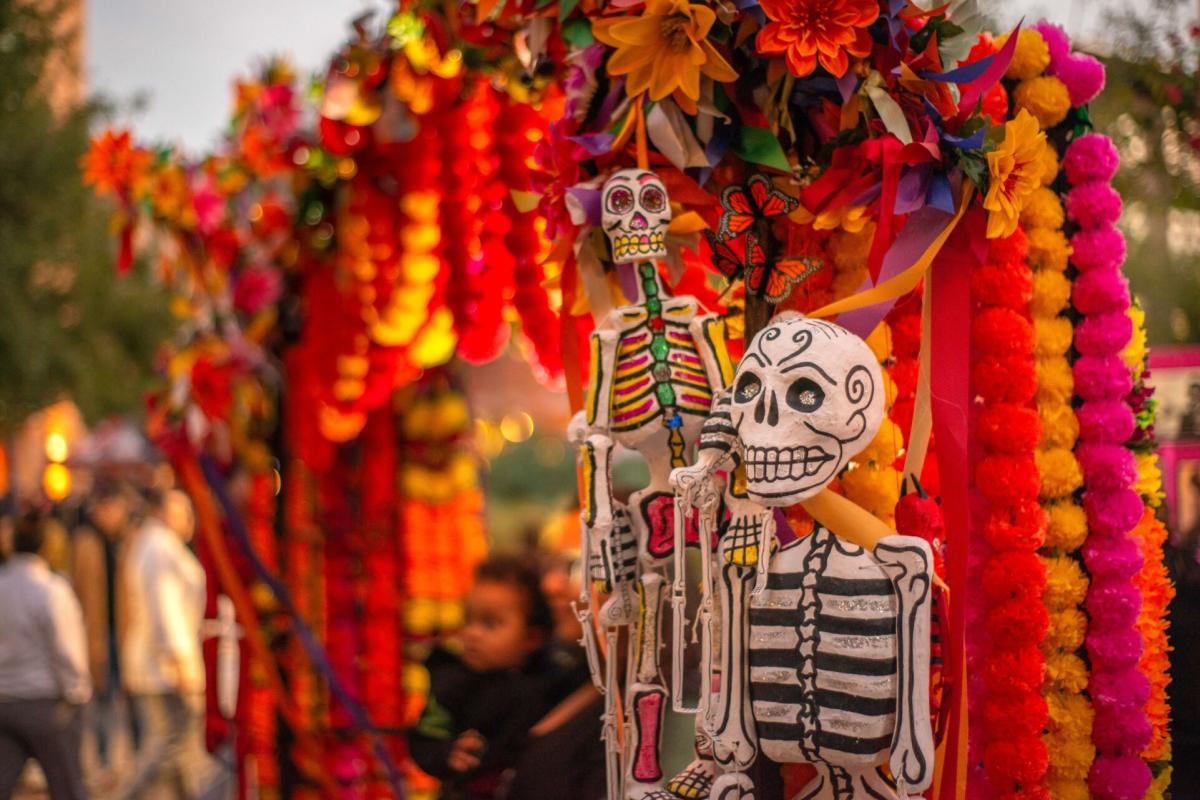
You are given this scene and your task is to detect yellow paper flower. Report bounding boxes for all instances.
[593,0,738,112]
[1000,29,1051,80]
[1044,608,1087,651]
[1136,452,1165,507]
[1039,399,1080,450]
[1035,317,1073,358]
[1036,358,1075,406]
[1037,447,1083,501]
[1031,270,1072,318]
[1026,226,1071,272]
[1038,138,1059,185]
[1020,186,1065,231]
[1014,76,1071,129]
[1045,500,1088,551]
[1043,554,1089,609]
[1044,651,1089,693]
[984,109,1046,238]
[1046,776,1091,800]
[1123,303,1148,374]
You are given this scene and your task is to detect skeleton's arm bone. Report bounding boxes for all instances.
[584,328,620,432]
[689,314,735,392]
[799,488,895,550]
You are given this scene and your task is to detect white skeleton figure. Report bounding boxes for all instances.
[573,169,735,800]
[672,313,935,800]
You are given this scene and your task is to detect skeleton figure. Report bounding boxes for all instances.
[672,313,935,800]
[573,169,735,800]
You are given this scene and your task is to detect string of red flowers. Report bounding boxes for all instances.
[970,227,1051,799]
[494,96,565,385]
[442,87,509,363]
[1064,131,1153,800]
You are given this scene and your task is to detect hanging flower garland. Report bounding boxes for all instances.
[1123,304,1174,799]
[996,27,1098,797]
[971,223,1051,799]
[1065,130,1153,800]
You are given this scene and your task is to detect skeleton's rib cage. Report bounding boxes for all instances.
[749,524,900,767]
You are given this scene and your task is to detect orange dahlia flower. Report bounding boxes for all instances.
[81,129,150,198]
[592,0,737,112]
[984,109,1047,239]
[756,0,879,78]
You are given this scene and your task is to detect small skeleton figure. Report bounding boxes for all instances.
[573,169,734,800]
[672,313,935,800]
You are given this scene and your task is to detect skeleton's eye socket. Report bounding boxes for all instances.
[606,186,634,215]
[640,185,666,214]
[734,373,761,403]
[786,378,825,412]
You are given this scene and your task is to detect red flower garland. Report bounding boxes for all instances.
[971,228,1050,800]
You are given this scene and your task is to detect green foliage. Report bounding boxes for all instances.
[0,0,172,432]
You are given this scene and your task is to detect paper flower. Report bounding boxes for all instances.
[984,110,1047,238]
[593,0,737,111]
[81,129,151,198]
[755,0,879,78]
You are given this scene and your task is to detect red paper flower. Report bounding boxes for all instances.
[756,0,879,78]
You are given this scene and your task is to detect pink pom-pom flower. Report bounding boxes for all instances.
[1082,535,1143,580]
[1074,355,1133,402]
[1073,268,1131,317]
[1083,488,1144,538]
[1086,627,1143,670]
[1067,181,1123,228]
[1089,755,1152,800]
[1058,53,1107,106]
[1074,312,1134,357]
[1064,133,1121,185]
[1034,20,1072,68]
[1076,442,1137,491]
[1085,576,1142,629]
[1076,400,1136,443]
[1071,226,1126,272]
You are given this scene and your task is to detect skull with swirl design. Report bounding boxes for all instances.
[731,312,884,505]
[601,168,671,264]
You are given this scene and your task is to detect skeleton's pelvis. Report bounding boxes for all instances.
[747,527,900,767]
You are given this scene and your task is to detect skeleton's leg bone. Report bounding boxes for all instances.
[635,572,667,685]
[711,564,757,772]
[603,626,626,800]
[625,683,667,793]
[873,535,934,795]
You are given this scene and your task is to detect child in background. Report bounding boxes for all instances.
[409,554,592,799]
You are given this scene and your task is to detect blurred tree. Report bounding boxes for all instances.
[1094,0,1200,344]
[0,0,172,432]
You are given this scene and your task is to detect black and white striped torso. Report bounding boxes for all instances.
[748,524,898,768]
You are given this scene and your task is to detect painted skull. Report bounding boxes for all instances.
[731,312,884,505]
[601,168,671,264]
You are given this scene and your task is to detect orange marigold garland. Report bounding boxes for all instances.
[1007,40,1097,792]
[1124,306,1174,797]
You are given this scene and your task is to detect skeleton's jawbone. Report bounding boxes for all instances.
[745,479,829,505]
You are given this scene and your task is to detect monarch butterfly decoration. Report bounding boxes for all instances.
[706,174,824,305]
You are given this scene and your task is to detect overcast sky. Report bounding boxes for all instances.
[85,0,1110,154]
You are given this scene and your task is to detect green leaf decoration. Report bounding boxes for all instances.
[733,126,791,171]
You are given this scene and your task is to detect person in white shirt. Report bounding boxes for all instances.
[114,490,217,800]
[0,512,91,800]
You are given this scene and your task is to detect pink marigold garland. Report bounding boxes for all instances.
[1066,131,1153,800]
[971,226,1051,800]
